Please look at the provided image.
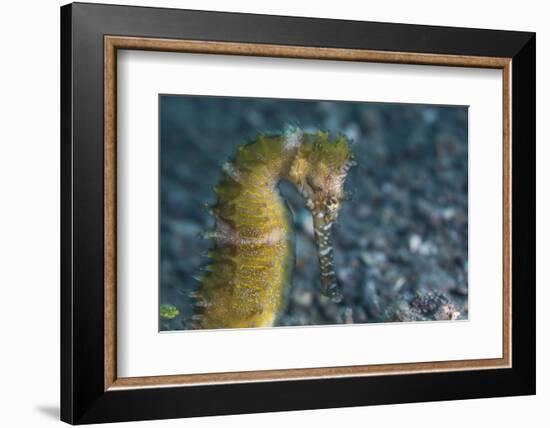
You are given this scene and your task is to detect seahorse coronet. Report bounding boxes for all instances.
[191,127,354,330]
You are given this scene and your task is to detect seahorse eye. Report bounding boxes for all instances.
[326,197,339,212]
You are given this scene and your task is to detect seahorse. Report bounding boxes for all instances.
[191,127,354,329]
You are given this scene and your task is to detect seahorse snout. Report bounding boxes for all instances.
[312,212,343,303]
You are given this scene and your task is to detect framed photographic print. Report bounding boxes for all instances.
[60,2,536,424]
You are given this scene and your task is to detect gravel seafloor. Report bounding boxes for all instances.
[159,95,468,330]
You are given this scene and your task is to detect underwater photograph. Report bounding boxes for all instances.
[159,94,468,331]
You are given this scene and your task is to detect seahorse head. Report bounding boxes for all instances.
[288,130,354,219]
[287,130,355,301]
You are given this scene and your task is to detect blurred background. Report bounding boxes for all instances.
[159,95,468,330]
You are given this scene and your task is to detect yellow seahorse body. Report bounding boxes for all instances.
[192,129,354,329]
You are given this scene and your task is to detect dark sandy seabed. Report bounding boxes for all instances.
[159,96,469,331]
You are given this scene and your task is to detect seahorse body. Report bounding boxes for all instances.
[192,128,354,329]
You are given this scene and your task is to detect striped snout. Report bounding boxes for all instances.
[312,214,342,303]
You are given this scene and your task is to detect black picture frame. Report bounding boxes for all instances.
[61,2,535,424]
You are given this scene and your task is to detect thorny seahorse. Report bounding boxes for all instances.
[190,127,355,329]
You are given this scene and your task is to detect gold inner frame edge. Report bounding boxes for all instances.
[104,36,512,391]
